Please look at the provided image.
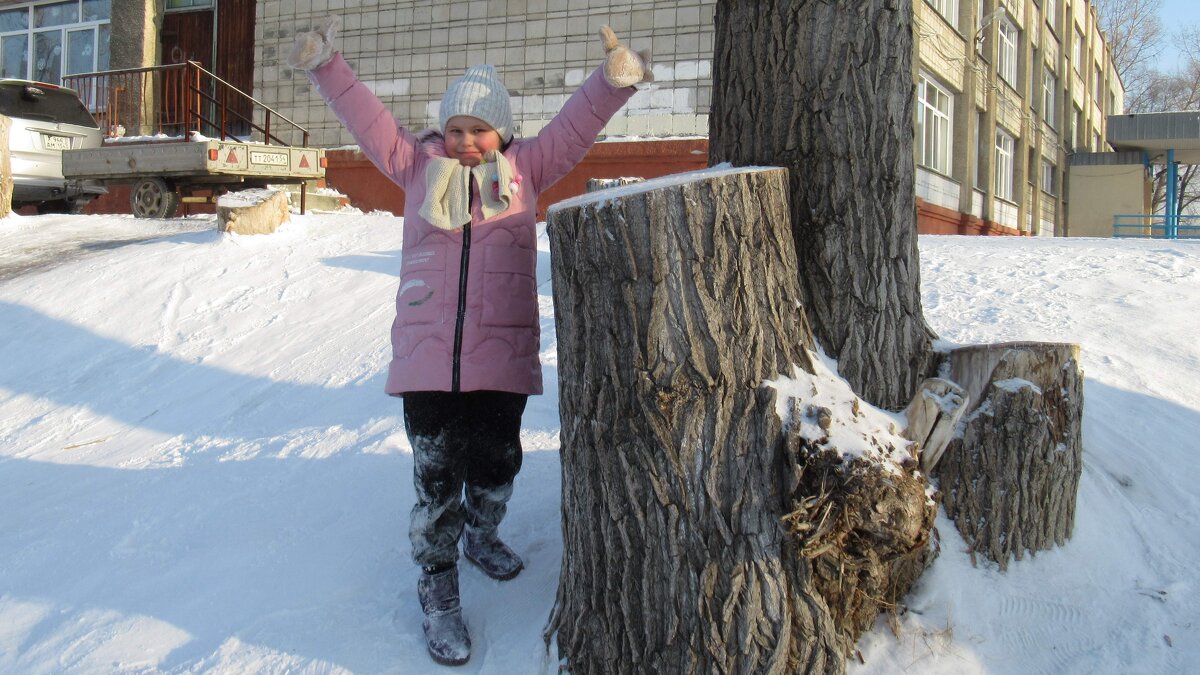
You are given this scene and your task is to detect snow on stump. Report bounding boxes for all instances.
[903,378,969,474]
[0,115,12,218]
[544,166,937,673]
[935,342,1084,571]
[585,176,644,192]
[217,188,290,235]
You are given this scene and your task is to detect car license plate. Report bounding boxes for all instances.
[250,150,289,167]
[42,134,71,150]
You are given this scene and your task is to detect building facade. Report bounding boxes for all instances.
[914,0,1123,236]
[253,0,714,146]
[0,0,1123,235]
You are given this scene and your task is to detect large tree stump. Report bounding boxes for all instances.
[545,167,935,673]
[935,342,1085,570]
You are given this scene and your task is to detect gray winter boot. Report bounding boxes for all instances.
[418,565,471,666]
[463,526,524,581]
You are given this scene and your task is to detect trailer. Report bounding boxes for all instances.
[63,139,326,218]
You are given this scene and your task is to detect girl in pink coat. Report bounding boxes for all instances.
[288,17,650,666]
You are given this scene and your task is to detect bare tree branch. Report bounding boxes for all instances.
[1094,0,1165,112]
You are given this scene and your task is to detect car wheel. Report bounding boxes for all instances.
[130,177,180,218]
[36,199,87,215]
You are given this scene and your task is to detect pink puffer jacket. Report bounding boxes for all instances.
[308,54,635,396]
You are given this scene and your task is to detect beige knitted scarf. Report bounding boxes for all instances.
[419,150,515,230]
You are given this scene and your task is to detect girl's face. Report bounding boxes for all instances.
[444,115,503,167]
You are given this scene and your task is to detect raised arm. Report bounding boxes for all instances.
[289,16,423,188]
[521,27,650,191]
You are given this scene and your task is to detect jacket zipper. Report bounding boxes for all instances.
[451,190,473,393]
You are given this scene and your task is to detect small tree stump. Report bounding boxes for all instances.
[0,115,12,218]
[546,166,936,673]
[935,342,1084,570]
[217,188,290,235]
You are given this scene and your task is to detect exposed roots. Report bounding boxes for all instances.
[784,445,940,650]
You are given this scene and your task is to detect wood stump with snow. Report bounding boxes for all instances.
[935,342,1084,570]
[217,188,290,235]
[0,115,12,218]
[585,176,644,192]
[544,166,936,673]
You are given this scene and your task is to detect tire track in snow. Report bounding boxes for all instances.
[995,594,1097,675]
[158,281,186,351]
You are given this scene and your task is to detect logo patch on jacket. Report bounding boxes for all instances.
[400,278,435,306]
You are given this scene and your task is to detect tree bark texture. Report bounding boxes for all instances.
[546,168,844,674]
[708,0,937,410]
[935,343,1085,570]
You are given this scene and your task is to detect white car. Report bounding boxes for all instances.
[1,79,106,213]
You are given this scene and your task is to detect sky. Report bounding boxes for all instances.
[1157,0,1200,70]
[0,191,1197,673]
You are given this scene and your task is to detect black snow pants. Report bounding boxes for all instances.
[402,390,528,570]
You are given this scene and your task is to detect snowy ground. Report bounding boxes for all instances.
[0,211,1196,674]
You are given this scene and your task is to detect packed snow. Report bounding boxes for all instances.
[0,211,1197,674]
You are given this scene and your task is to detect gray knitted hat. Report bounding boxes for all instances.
[439,65,513,143]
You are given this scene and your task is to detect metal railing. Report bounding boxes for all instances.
[63,61,309,148]
[1113,214,1200,239]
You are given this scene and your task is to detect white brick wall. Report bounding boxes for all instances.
[256,0,715,147]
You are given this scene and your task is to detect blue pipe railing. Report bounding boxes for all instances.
[1113,214,1200,239]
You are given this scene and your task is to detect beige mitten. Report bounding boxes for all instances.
[287,15,340,71]
[600,26,653,88]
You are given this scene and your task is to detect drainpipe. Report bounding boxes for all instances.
[1167,148,1178,239]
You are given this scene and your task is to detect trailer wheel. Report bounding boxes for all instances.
[130,177,179,218]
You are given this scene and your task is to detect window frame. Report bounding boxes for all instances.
[165,0,213,11]
[917,72,954,176]
[1073,26,1084,73]
[0,1,110,85]
[1042,66,1057,128]
[995,128,1015,201]
[997,18,1019,87]
[925,0,959,29]
[1040,158,1056,195]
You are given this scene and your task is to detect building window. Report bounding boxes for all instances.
[1045,0,1057,31]
[995,129,1015,200]
[974,112,983,186]
[917,74,953,175]
[997,19,1019,86]
[1041,159,1056,195]
[1042,67,1057,127]
[975,0,986,57]
[1072,106,1083,147]
[1095,61,1103,95]
[1073,26,1084,72]
[0,1,110,84]
[166,0,213,9]
[925,0,958,29]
